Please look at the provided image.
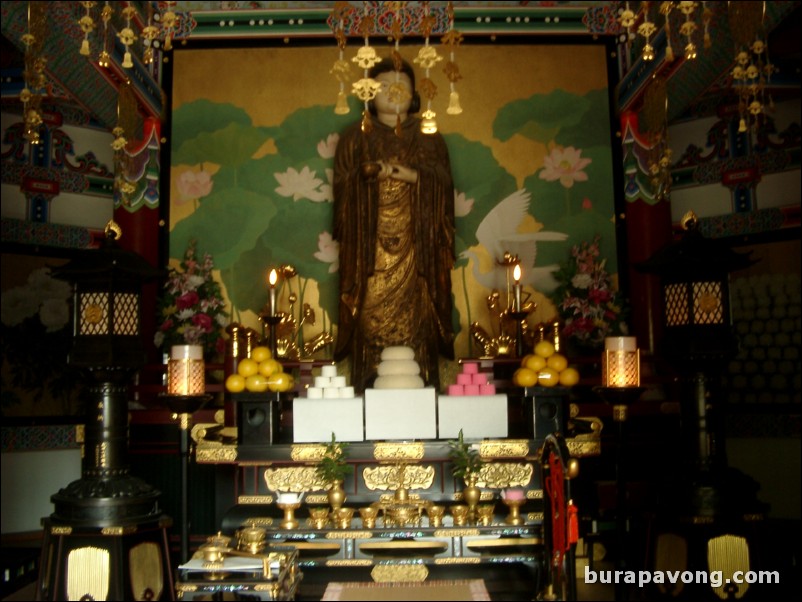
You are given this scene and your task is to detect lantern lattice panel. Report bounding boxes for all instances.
[664,283,690,326]
[113,293,139,335]
[692,281,724,325]
[79,292,139,335]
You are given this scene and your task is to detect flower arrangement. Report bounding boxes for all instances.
[1,266,84,414]
[154,239,229,358]
[551,235,628,351]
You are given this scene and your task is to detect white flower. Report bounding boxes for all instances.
[454,190,474,217]
[39,298,70,332]
[1,288,39,326]
[571,273,594,289]
[274,166,326,202]
[313,231,340,273]
[176,309,195,321]
[27,267,71,301]
[187,274,205,290]
[317,134,339,159]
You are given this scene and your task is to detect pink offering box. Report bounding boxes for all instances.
[448,384,464,396]
[456,373,473,386]
[462,362,479,374]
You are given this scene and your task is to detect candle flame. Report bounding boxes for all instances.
[513,264,522,283]
[269,269,278,287]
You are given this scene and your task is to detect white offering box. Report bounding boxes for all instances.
[437,394,508,439]
[293,397,364,442]
[364,388,437,440]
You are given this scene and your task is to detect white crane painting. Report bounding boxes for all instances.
[459,188,568,295]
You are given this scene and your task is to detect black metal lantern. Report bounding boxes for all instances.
[37,221,174,601]
[636,212,767,600]
[638,211,754,369]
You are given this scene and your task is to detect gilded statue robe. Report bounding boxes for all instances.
[333,115,455,393]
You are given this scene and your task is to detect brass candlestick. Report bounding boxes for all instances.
[503,498,525,526]
[278,502,301,530]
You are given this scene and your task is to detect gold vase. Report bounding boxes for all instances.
[462,474,482,522]
[328,480,346,511]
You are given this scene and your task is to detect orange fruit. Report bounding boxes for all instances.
[523,354,547,373]
[251,346,271,363]
[538,367,560,387]
[534,340,556,359]
[268,372,294,392]
[225,374,246,393]
[520,353,535,367]
[559,367,580,387]
[237,358,259,377]
[513,367,538,388]
[546,353,568,373]
[258,358,282,378]
[245,373,269,392]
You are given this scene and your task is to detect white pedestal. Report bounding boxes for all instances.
[292,397,364,442]
[364,388,437,440]
[437,394,508,439]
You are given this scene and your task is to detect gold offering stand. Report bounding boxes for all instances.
[369,462,433,528]
[177,531,302,601]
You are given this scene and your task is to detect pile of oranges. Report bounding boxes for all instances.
[512,340,580,388]
[224,346,295,393]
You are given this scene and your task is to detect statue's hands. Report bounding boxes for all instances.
[378,161,418,183]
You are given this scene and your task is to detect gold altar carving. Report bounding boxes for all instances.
[454,491,495,502]
[527,489,544,499]
[379,492,421,501]
[101,526,137,536]
[326,559,373,567]
[527,512,545,522]
[325,531,373,539]
[434,557,482,564]
[196,445,238,463]
[474,462,534,489]
[51,526,73,535]
[433,528,480,538]
[479,440,530,458]
[373,441,425,461]
[371,564,429,583]
[566,438,602,457]
[305,494,328,505]
[243,517,275,527]
[264,466,324,492]
[176,584,199,592]
[363,465,435,491]
[290,444,327,462]
[238,495,274,505]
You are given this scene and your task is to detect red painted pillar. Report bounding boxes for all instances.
[620,111,673,356]
[113,117,164,367]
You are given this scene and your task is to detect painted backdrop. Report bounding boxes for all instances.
[168,43,618,359]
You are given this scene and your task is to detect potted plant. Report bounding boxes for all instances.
[448,429,484,515]
[315,433,353,511]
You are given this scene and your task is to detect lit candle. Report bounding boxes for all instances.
[268,269,278,317]
[513,264,522,312]
[604,337,639,387]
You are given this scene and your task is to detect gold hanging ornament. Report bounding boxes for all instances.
[415,2,440,134]
[442,2,463,115]
[118,6,138,69]
[330,3,352,115]
[97,2,112,67]
[78,1,96,57]
[637,2,657,61]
